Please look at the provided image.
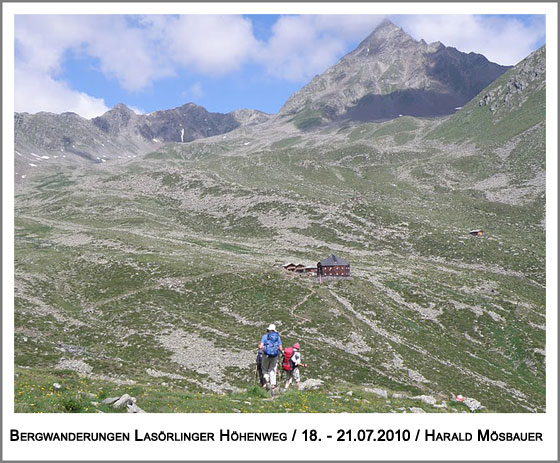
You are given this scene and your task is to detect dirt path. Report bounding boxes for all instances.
[289,284,314,322]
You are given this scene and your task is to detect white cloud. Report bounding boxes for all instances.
[13,14,545,117]
[256,15,387,81]
[164,15,259,74]
[15,68,109,119]
[14,15,172,117]
[394,15,545,65]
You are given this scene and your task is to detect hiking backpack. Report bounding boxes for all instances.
[264,332,280,357]
[282,347,294,371]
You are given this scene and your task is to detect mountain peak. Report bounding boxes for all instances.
[111,103,134,114]
[370,20,410,39]
[355,19,413,54]
[375,18,402,32]
[280,19,511,124]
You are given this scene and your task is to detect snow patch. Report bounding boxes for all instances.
[181,128,185,143]
[29,163,37,167]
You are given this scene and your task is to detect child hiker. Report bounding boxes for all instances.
[284,342,307,389]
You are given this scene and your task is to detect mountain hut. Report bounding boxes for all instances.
[317,254,350,277]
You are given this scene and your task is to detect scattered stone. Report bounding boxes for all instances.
[243,401,252,405]
[433,401,447,409]
[52,382,62,390]
[464,398,484,412]
[102,397,120,405]
[298,379,323,390]
[91,401,99,406]
[412,395,437,405]
[96,409,104,413]
[113,394,133,409]
[346,391,353,397]
[392,393,408,399]
[233,409,241,413]
[127,403,145,413]
[409,407,426,413]
[81,392,96,399]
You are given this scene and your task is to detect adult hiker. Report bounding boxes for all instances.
[258,324,283,392]
[284,342,307,389]
[255,344,266,387]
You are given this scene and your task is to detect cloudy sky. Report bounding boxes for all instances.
[14,14,545,118]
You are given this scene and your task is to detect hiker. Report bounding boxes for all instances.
[255,344,266,387]
[284,342,307,389]
[258,324,282,391]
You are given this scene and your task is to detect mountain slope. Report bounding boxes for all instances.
[13,26,545,413]
[14,44,545,412]
[14,103,271,182]
[428,45,545,145]
[279,20,511,126]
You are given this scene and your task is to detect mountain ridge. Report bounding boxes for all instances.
[279,20,511,125]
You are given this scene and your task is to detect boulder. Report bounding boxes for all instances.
[102,397,120,404]
[298,379,323,390]
[126,403,145,413]
[464,398,484,412]
[412,395,437,405]
[113,394,134,409]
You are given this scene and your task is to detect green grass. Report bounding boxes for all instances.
[14,366,485,413]
[270,136,302,150]
[289,108,323,131]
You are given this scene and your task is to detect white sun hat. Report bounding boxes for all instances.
[267,324,277,332]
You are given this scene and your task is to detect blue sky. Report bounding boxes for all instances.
[14,14,545,118]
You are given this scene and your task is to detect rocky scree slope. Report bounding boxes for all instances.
[279,19,511,126]
[14,102,270,182]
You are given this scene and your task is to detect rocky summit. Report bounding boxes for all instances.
[279,19,511,126]
[13,23,545,413]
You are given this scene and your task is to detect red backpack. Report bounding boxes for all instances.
[282,347,294,371]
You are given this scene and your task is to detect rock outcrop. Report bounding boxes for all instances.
[279,19,510,124]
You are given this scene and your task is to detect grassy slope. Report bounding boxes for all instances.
[14,118,545,412]
[14,48,546,413]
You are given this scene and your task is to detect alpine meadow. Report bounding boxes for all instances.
[13,20,546,413]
